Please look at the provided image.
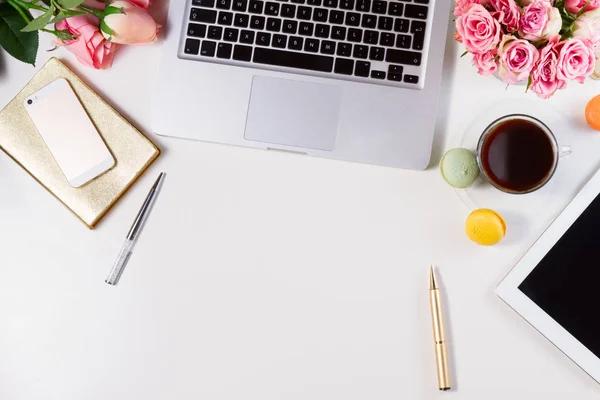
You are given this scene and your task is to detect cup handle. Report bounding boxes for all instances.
[559,145,572,157]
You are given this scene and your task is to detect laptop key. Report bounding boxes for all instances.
[288,36,304,50]
[352,44,368,58]
[361,14,376,28]
[348,28,362,42]
[315,24,330,38]
[388,3,403,16]
[334,58,353,75]
[298,6,312,19]
[200,40,217,56]
[283,19,298,33]
[240,29,255,43]
[216,0,231,8]
[396,34,411,48]
[217,42,233,58]
[388,72,403,81]
[378,16,392,30]
[313,8,328,22]
[369,45,384,60]
[281,3,296,17]
[290,0,305,4]
[346,12,360,26]
[208,25,223,39]
[266,2,280,14]
[249,0,264,12]
[404,74,419,84]
[299,21,314,35]
[193,0,216,7]
[331,26,346,40]
[218,11,233,25]
[305,38,320,52]
[224,27,239,41]
[388,64,403,75]
[232,0,247,10]
[267,17,282,31]
[233,44,253,60]
[320,40,336,54]
[190,8,217,23]
[324,0,338,7]
[340,0,354,10]
[386,48,422,65]
[187,23,207,38]
[372,0,386,14]
[234,13,249,27]
[250,15,266,29]
[273,34,287,47]
[380,32,394,46]
[184,38,200,54]
[363,30,378,44]
[355,0,370,12]
[337,42,352,56]
[329,10,344,24]
[394,18,409,33]
[355,60,370,77]
[256,31,271,45]
[405,4,428,19]
[371,70,385,79]
[411,20,426,50]
[253,47,334,72]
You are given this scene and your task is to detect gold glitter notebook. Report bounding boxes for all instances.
[0,58,160,229]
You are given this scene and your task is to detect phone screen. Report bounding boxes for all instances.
[24,78,115,187]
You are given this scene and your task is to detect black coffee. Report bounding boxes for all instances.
[480,118,556,193]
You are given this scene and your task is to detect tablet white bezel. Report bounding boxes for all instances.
[496,166,600,384]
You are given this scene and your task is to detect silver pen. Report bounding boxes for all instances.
[105,172,166,285]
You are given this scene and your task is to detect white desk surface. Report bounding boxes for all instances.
[2,5,600,399]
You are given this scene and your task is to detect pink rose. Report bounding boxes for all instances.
[520,0,554,4]
[519,1,562,41]
[456,4,501,54]
[497,34,539,83]
[454,0,482,16]
[530,37,566,99]
[573,8,600,49]
[472,50,498,75]
[555,38,596,83]
[488,0,520,32]
[565,0,600,14]
[55,0,118,69]
[101,0,159,45]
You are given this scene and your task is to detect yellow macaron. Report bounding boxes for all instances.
[465,209,506,246]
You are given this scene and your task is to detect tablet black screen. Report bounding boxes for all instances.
[519,192,600,358]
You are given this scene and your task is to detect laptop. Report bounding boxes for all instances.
[152,0,451,169]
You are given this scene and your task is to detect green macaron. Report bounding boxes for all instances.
[440,148,480,189]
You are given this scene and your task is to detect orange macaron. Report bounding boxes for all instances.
[585,95,600,131]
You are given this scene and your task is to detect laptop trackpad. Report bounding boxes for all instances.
[244,76,342,151]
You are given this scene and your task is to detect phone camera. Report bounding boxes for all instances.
[27,99,33,105]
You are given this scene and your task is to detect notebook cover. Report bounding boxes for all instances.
[0,58,160,229]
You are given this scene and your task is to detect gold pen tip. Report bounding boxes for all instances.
[429,266,438,290]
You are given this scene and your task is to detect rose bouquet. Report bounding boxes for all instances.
[0,0,159,69]
[455,0,600,98]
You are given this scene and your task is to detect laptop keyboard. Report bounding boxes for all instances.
[179,0,430,87]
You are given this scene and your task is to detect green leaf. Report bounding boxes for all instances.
[460,50,468,58]
[100,18,112,35]
[56,0,84,8]
[21,2,54,32]
[526,76,532,93]
[0,3,38,65]
[49,8,84,23]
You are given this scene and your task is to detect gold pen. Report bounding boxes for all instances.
[429,266,451,391]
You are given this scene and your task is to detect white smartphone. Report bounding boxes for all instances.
[23,78,115,188]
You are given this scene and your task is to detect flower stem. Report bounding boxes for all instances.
[77,4,104,18]
[11,0,48,12]
[6,0,31,23]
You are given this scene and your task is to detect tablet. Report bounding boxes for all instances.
[496,167,600,384]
